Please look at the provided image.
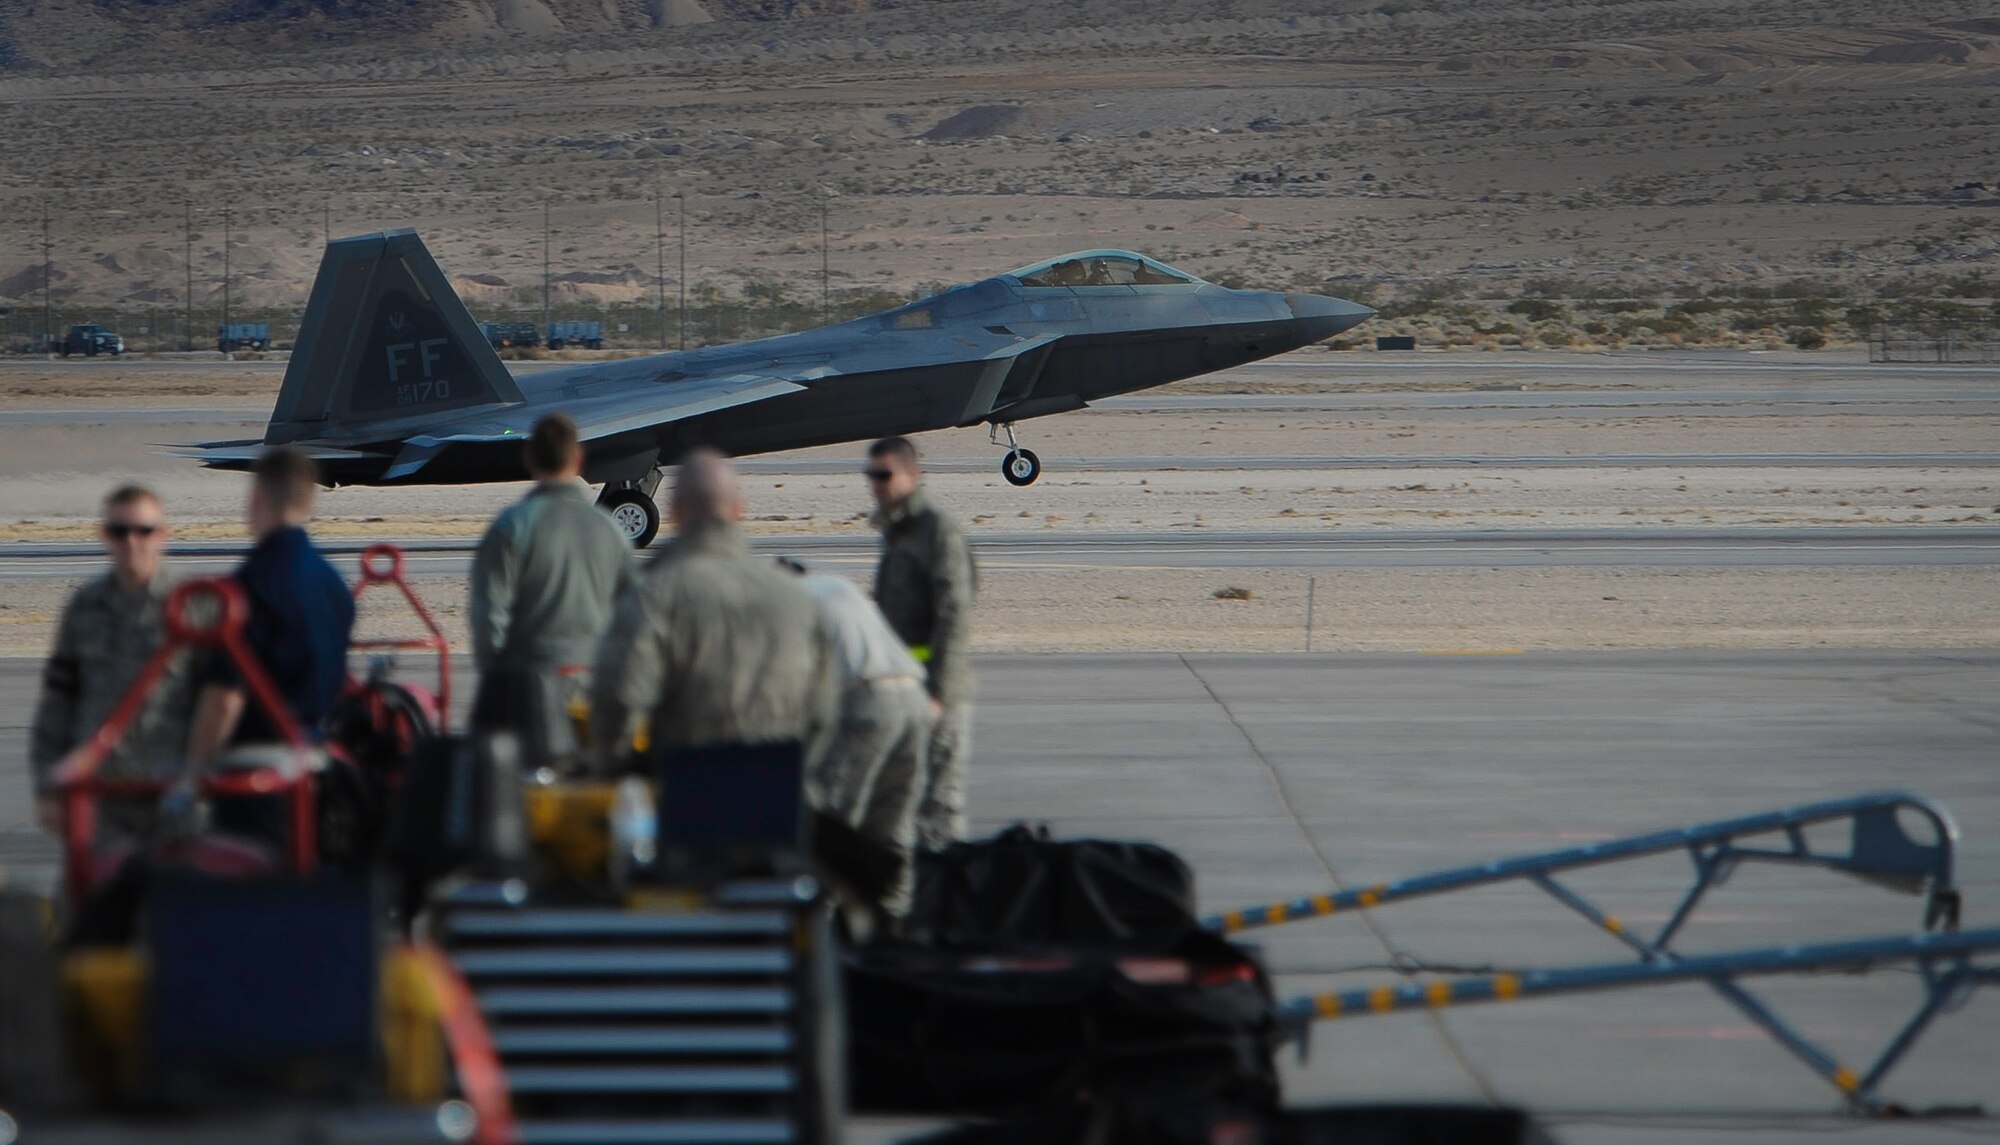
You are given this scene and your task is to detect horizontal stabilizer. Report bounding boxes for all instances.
[159,439,389,472]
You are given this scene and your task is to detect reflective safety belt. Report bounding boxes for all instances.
[908,644,933,663]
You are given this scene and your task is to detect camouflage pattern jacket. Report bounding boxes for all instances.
[871,489,976,706]
[30,571,194,795]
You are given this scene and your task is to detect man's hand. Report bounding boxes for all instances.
[35,796,61,834]
[930,697,945,721]
[155,775,204,841]
[185,683,247,768]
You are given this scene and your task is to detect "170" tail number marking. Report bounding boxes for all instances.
[395,379,453,405]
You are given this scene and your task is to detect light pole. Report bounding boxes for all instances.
[677,191,687,351]
[221,205,232,348]
[655,177,666,350]
[541,201,551,335]
[41,204,51,354]
[184,200,194,351]
[820,187,830,326]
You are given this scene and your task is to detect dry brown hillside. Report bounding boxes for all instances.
[0,0,1995,349]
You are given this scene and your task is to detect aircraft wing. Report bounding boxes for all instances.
[169,368,816,480]
[379,370,814,480]
[414,372,811,447]
[159,439,395,465]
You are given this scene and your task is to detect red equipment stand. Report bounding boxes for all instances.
[350,542,453,733]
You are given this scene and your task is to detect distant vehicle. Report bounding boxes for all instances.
[55,323,123,357]
[547,320,604,350]
[217,323,272,352]
[478,321,540,349]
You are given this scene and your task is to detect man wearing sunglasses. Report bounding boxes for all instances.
[30,485,195,838]
[865,436,976,850]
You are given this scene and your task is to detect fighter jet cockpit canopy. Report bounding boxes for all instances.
[1005,251,1202,288]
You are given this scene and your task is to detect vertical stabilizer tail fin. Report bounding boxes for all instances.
[265,229,523,444]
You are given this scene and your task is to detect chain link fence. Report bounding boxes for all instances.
[0,290,917,357]
[1868,322,2000,364]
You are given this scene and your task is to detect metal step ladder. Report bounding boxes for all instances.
[439,882,841,1145]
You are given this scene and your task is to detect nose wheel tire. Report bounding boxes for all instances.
[1002,448,1042,487]
[599,487,661,548]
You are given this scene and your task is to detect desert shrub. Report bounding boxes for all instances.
[1506,298,1567,323]
[1789,327,1827,350]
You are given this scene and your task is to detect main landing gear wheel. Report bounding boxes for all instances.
[1001,448,1042,487]
[599,487,660,548]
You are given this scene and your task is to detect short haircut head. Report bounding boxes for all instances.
[867,436,919,470]
[102,484,162,518]
[670,448,740,527]
[252,446,320,514]
[525,413,582,476]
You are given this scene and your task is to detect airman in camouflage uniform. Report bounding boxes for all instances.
[865,437,976,849]
[30,486,195,840]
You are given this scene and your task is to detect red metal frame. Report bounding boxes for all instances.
[54,577,318,904]
[412,942,519,1145]
[350,543,452,733]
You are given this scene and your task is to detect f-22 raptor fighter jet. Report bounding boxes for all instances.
[182,230,1373,545]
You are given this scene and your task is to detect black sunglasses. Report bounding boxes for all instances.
[864,469,895,481]
[105,523,160,539]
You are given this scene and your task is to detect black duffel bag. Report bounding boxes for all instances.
[847,925,1280,1114]
[906,823,1199,948]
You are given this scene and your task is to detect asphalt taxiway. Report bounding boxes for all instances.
[2,649,1997,1144]
[4,351,2000,427]
[2,527,1997,582]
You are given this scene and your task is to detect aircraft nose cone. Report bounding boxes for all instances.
[1286,292,1376,333]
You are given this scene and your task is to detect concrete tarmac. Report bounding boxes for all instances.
[5,352,2000,427]
[3,527,1996,582]
[2,649,1997,1143]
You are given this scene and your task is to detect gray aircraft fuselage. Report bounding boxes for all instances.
[192,241,1372,491]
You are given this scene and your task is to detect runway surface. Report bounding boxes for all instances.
[2,648,1997,1143]
[746,453,2000,474]
[3,527,1998,580]
[6,390,1999,425]
[5,352,2000,427]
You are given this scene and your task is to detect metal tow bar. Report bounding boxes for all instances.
[1202,792,1995,1113]
[1277,927,2000,1113]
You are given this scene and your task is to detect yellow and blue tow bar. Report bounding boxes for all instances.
[1204,790,1958,938]
[1203,791,1982,1115]
[1277,925,2000,1114]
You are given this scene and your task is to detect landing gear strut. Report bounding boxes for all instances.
[597,468,664,548]
[990,422,1041,487]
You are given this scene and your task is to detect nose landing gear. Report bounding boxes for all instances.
[990,421,1042,487]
